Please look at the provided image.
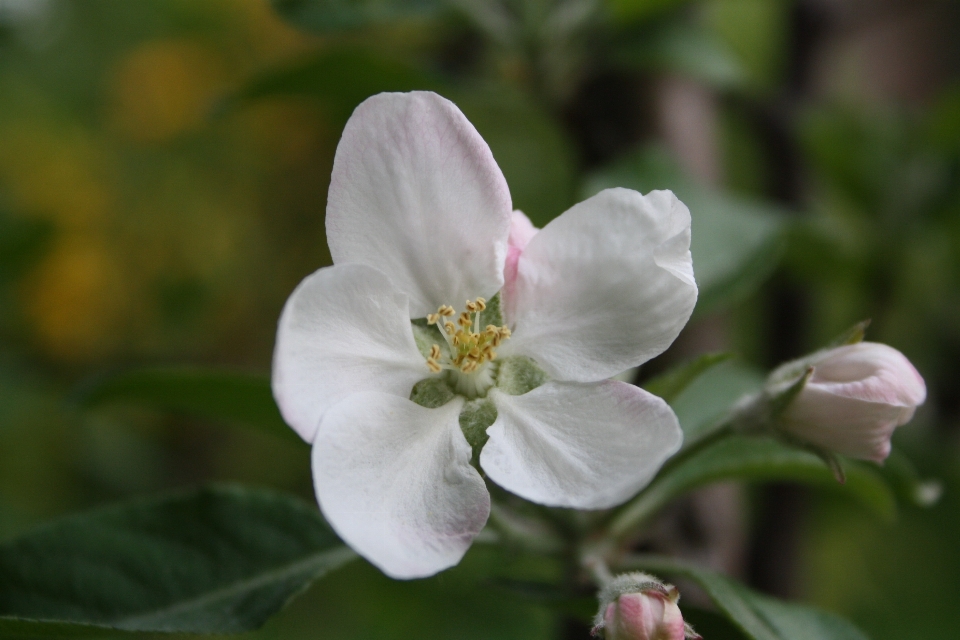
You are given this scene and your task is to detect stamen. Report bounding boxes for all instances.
[420,299,512,380]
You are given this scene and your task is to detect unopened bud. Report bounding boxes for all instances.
[769,342,926,463]
[593,573,698,640]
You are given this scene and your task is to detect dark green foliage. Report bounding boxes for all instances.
[0,485,354,636]
[79,367,301,444]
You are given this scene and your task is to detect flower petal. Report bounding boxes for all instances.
[505,188,698,382]
[272,263,427,442]
[312,392,490,579]
[481,381,682,509]
[502,210,539,321]
[783,385,913,462]
[326,91,512,318]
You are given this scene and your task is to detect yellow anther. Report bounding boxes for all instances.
[424,300,513,377]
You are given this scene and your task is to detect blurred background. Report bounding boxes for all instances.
[0,0,958,638]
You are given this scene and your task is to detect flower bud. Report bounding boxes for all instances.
[771,342,926,462]
[593,573,698,640]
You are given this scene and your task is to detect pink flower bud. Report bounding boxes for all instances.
[775,342,926,462]
[593,573,697,640]
[601,589,686,640]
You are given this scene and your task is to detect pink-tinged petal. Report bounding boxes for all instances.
[504,188,697,382]
[481,381,682,509]
[326,91,512,318]
[605,592,686,640]
[312,393,490,579]
[272,264,427,443]
[776,342,927,462]
[502,210,539,321]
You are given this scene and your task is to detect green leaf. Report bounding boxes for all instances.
[0,214,53,285]
[271,0,444,33]
[226,47,445,124]
[670,358,764,441]
[606,0,694,26]
[0,484,355,638]
[609,436,896,537]
[614,21,747,89]
[78,366,302,444]
[682,606,751,640]
[582,146,786,317]
[641,352,734,403]
[623,555,870,640]
[488,579,595,620]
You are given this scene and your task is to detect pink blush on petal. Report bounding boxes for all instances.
[503,210,538,322]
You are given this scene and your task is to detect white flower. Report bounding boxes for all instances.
[272,91,698,579]
[773,342,926,462]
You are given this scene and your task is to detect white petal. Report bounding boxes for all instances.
[326,91,512,318]
[272,264,427,442]
[312,393,490,579]
[505,188,698,382]
[481,381,682,509]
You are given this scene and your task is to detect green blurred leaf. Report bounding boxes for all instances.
[488,579,595,620]
[583,147,786,317]
[614,21,747,89]
[878,448,943,509]
[610,436,896,536]
[682,606,751,640]
[0,214,53,285]
[453,86,577,227]
[0,484,355,638]
[670,357,764,441]
[702,0,788,92]
[606,0,694,26]
[271,0,444,33]
[79,366,302,444]
[641,352,734,403]
[227,47,445,124]
[624,555,871,640]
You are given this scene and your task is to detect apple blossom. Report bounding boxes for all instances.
[769,342,926,462]
[592,573,699,640]
[272,91,697,578]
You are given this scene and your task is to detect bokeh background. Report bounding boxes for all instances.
[1,0,958,638]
